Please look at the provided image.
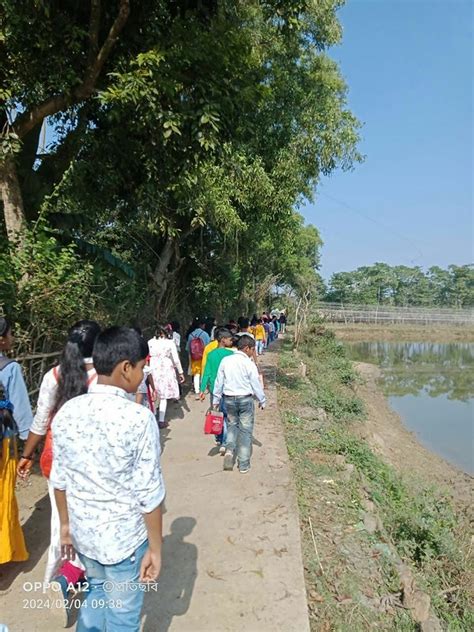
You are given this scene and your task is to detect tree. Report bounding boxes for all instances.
[1,0,133,241]
[1,1,362,334]
[326,263,474,308]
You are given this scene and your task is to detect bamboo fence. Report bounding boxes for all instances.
[316,303,474,326]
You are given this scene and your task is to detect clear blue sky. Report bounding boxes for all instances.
[301,0,473,281]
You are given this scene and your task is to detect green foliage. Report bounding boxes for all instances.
[0,230,98,349]
[325,263,474,308]
[2,1,362,332]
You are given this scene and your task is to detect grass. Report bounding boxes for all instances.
[277,324,473,631]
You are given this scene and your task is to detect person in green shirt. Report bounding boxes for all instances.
[200,328,234,453]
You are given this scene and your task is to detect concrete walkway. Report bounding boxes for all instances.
[0,345,310,632]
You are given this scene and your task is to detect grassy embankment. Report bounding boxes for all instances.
[277,325,472,631]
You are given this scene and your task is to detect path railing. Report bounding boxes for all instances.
[14,351,61,401]
[316,303,474,326]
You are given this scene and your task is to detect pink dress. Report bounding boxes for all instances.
[148,337,183,400]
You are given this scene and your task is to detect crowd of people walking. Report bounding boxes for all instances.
[0,309,287,631]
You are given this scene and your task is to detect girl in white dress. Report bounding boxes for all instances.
[148,326,185,428]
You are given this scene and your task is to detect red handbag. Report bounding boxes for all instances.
[204,410,224,435]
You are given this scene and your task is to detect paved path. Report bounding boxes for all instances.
[0,345,309,632]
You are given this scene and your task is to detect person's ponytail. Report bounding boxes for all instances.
[51,320,101,416]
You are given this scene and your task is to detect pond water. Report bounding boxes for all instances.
[346,342,474,475]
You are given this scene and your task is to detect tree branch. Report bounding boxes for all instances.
[76,0,129,99]
[13,0,130,139]
[87,0,102,68]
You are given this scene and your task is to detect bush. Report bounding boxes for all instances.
[0,231,99,352]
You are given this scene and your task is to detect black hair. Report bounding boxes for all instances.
[238,317,249,330]
[0,380,16,436]
[216,328,232,342]
[225,322,238,333]
[186,317,200,338]
[0,317,11,337]
[156,325,171,339]
[51,320,101,416]
[204,317,215,335]
[0,405,16,442]
[170,320,180,333]
[93,326,149,376]
[213,325,226,339]
[237,334,256,350]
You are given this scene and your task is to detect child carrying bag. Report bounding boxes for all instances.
[204,409,224,435]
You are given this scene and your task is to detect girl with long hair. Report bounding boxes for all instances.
[148,325,185,428]
[0,318,33,565]
[18,319,101,627]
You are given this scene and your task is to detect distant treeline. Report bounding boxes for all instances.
[324,263,474,308]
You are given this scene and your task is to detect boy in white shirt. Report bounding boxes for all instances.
[213,335,266,474]
[50,327,165,632]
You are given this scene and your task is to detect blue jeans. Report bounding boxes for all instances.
[76,539,148,632]
[224,395,255,471]
[256,340,264,355]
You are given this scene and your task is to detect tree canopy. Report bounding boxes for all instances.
[1,1,362,346]
[324,263,474,308]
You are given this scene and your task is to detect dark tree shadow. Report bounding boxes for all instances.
[0,489,50,590]
[141,517,197,632]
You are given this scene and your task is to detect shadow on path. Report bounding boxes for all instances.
[0,491,50,591]
[142,517,197,632]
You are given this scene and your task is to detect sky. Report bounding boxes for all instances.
[301,0,473,281]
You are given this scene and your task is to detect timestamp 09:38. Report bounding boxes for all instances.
[23,598,123,609]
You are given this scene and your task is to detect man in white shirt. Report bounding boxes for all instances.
[50,327,165,632]
[213,335,266,474]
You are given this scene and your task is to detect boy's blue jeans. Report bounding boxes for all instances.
[256,340,264,355]
[224,395,255,471]
[76,539,148,632]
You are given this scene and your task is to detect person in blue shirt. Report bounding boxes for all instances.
[0,317,33,564]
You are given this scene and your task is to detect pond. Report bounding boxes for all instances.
[345,342,474,475]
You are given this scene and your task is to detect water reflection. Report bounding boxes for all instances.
[347,342,474,401]
[346,341,474,474]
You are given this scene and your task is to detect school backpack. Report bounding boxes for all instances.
[189,335,205,361]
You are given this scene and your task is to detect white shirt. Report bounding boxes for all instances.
[30,366,97,436]
[172,332,181,351]
[50,384,165,564]
[213,351,266,406]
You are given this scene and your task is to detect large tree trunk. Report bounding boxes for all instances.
[152,237,175,318]
[152,236,188,318]
[0,158,26,244]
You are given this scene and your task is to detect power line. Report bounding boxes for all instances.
[317,190,425,264]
